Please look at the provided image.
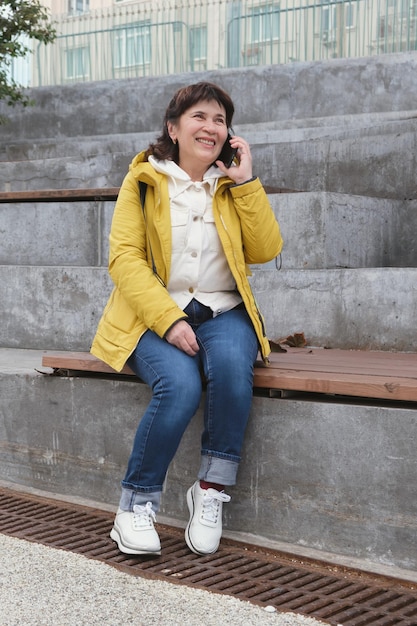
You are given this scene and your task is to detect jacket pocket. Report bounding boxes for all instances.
[101,289,139,336]
[170,208,189,251]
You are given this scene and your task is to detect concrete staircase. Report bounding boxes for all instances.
[2,112,417,197]
[1,52,417,576]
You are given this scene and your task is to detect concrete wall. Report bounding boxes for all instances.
[1,360,416,573]
[2,193,417,270]
[1,265,417,353]
[1,189,417,352]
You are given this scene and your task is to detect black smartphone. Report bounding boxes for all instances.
[217,130,238,168]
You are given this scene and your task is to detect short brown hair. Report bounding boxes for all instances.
[145,82,235,162]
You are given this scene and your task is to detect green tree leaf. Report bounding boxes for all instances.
[0,0,56,120]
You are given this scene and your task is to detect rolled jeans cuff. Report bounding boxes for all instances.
[119,487,162,512]
[198,455,239,486]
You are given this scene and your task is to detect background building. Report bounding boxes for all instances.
[14,0,417,87]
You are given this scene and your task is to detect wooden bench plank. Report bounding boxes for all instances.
[266,350,417,379]
[0,188,120,203]
[41,349,417,402]
[253,368,417,402]
[42,351,134,376]
[0,186,298,204]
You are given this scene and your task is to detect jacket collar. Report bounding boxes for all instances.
[129,150,233,194]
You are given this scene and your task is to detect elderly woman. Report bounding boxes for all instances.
[91,81,283,556]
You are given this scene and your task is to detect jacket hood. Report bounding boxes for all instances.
[129,150,148,168]
[148,155,224,181]
[128,150,230,197]
[148,155,225,199]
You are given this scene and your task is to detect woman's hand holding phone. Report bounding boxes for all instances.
[216,132,253,185]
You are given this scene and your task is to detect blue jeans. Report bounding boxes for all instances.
[119,299,259,511]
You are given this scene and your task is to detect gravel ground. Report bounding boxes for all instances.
[0,533,328,626]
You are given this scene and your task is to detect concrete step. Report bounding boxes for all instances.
[0,153,128,191]
[0,192,417,270]
[1,265,416,352]
[254,129,417,200]
[2,193,416,269]
[0,199,114,267]
[3,110,417,163]
[1,127,415,198]
[0,265,111,352]
[237,109,417,135]
[1,132,158,163]
[2,52,417,142]
[270,193,417,270]
[1,348,416,572]
[251,267,417,352]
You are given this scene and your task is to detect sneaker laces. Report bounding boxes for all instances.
[132,502,156,529]
[200,490,231,524]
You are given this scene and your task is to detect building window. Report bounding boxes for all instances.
[382,0,412,18]
[345,3,355,29]
[68,0,90,15]
[113,22,151,68]
[66,46,90,79]
[321,1,355,33]
[250,3,280,43]
[321,4,337,34]
[190,26,207,62]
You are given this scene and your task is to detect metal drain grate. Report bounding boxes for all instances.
[1,487,417,625]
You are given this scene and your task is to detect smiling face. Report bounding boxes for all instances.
[167,99,228,180]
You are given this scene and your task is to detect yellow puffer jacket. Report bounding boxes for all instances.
[91,152,283,372]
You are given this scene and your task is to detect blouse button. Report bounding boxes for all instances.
[191,251,197,258]
[189,287,194,293]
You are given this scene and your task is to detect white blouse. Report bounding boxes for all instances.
[149,157,242,315]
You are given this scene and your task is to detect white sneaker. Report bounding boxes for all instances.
[185,481,231,555]
[110,502,161,555]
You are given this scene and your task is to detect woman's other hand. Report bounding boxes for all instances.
[215,135,253,185]
[165,320,200,356]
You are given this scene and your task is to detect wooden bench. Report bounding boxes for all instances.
[41,348,417,403]
[0,185,298,204]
